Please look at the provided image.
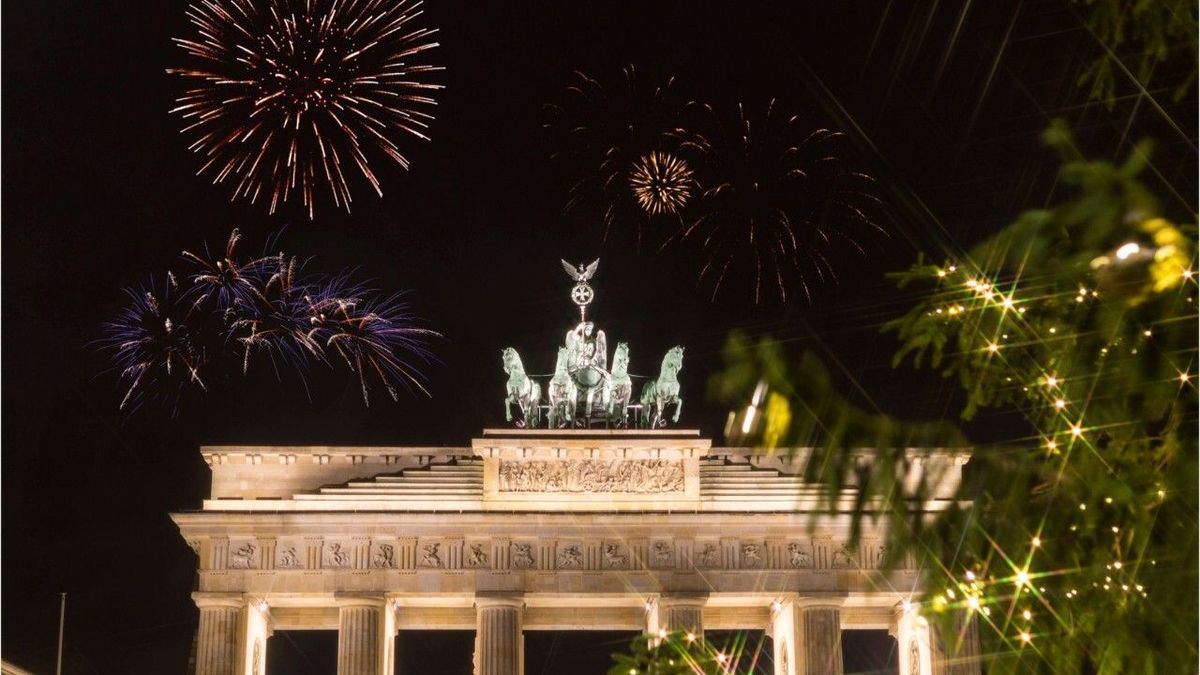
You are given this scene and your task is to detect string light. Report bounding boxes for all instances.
[1054,399,1067,410]
[1070,423,1084,438]
[1015,570,1030,586]
[1022,609,1032,621]
[987,342,1000,354]
[1019,631,1032,644]
[1045,375,1058,387]
[1031,536,1041,548]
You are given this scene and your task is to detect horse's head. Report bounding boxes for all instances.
[502,347,522,374]
[612,342,629,373]
[663,345,684,374]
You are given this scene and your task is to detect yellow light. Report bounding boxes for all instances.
[986,342,1000,354]
[965,279,979,289]
[1046,439,1058,451]
[685,632,696,643]
[967,596,980,610]
[948,265,957,272]
[1045,375,1058,387]
[1049,327,1057,334]
[966,570,976,581]
[1070,423,1084,438]
[937,269,947,278]
[1002,297,1015,309]
[716,653,727,663]
[1111,526,1119,533]
[1031,536,1041,548]
[981,607,991,616]
[1015,570,1030,586]
[1104,496,1113,504]
[1113,561,1122,569]
[1079,503,1087,511]
[1184,269,1194,279]
[901,599,913,613]
[1019,631,1032,643]
[1022,609,1032,621]
[1143,330,1152,337]
[1054,399,1067,409]
[1180,372,1191,383]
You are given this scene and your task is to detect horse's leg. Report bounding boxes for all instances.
[505,395,513,422]
[673,395,682,423]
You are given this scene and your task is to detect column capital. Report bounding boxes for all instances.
[793,595,847,611]
[192,592,245,610]
[474,593,526,610]
[658,592,708,608]
[334,593,388,608]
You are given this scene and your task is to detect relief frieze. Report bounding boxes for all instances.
[498,459,685,493]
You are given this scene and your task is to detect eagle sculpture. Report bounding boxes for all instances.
[561,259,599,283]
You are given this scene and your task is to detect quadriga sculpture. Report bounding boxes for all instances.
[548,347,577,428]
[502,347,540,427]
[639,346,684,428]
[605,342,632,427]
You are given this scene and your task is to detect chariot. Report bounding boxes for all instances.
[502,260,683,429]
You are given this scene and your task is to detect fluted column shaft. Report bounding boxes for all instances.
[771,597,843,675]
[931,610,981,675]
[799,605,843,675]
[475,595,524,675]
[194,596,244,675]
[659,594,706,639]
[337,601,385,675]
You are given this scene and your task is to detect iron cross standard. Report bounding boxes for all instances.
[561,258,599,322]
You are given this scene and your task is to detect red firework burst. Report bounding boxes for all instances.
[169,0,443,217]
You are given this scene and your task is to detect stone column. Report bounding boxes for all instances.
[657,593,706,639]
[889,603,931,675]
[770,596,843,675]
[336,596,393,675]
[193,593,245,675]
[474,594,525,675]
[930,610,981,675]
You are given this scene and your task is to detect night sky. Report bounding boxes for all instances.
[3,1,1196,673]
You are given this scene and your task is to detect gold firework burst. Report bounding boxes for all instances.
[629,152,695,216]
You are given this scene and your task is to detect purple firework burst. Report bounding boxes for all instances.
[98,230,438,415]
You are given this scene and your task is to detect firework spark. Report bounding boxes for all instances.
[675,100,888,303]
[544,65,705,242]
[629,151,695,216]
[309,283,438,406]
[169,0,443,217]
[98,231,438,415]
[101,275,207,414]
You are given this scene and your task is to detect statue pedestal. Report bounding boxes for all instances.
[473,429,706,511]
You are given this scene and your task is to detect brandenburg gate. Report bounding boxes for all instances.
[173,261,980,674]
[174,430,979,674]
